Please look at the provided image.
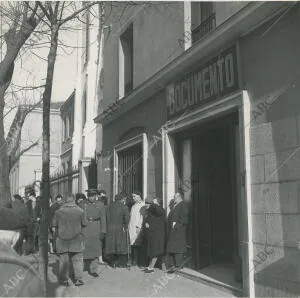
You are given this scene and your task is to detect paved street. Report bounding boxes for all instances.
[47,257,236,297]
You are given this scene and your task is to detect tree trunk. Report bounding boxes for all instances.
[39,25,59,296]
[0,83,11,207]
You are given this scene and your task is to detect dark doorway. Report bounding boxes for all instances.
[192,125,235,265]
[176,112,241,283]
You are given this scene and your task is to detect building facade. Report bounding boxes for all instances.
[50,91,79,198]
[9,103,62,196]
[93,2,300,297]
[71,5,102,194]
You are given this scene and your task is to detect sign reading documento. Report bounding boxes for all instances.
[166,44,240,119]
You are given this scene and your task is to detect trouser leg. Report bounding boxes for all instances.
[174,253,184,268]
[107,254,116,266]
[25,236,34,255]
[131,245,139,265]
[148,257,158,269]
[165,253,175,269]
[59,253,70,281]
[71,252,84,280]
[118,255,127,267]
[90,258,100,274]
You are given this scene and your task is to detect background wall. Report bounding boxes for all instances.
[102,2,185,111]
[242,4,300,296]
[98,91,166,200]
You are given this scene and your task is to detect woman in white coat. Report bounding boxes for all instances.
[128,191,145,266]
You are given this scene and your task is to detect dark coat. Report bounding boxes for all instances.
[144,204,165,258]
[80,199,106,259]
[49,202,61,241]
[166,201,188,253]
[0,200,29,231]
[52,201,87,253]
[105,200,130,255]
[49,202,61,226]
[12,200,29,230]
[26,199,39,236]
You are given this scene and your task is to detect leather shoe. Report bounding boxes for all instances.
[75,279,84,286]
[90,272,99,277]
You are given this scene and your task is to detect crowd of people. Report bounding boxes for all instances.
[2,188,189,287]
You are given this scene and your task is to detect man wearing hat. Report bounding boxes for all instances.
[128,190,145,266]
[82,189,107,277]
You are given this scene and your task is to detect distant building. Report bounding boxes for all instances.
[50,91,79,198]
[71,6,101,195]
[9,103,63,196]
[60,91,74,173]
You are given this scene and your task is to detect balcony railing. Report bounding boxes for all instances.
[192,13,216,44]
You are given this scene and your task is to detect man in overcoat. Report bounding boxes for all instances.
[81,189,106,277]
[166,191,188,273]
[128,190,145,266]
[105,192,130,267]
[52,194,87,286]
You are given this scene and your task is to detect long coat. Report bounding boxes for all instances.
[105,200,130,255]
[80,200,107,259]
[25,199,39,237]
[49,202,61,242]
[52,201,87,253]
[0,201,29,231]
[166,201,188,254]
[144,204,165,258]
[128,201,145,246]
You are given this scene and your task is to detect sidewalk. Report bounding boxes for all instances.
[47,256,238,297]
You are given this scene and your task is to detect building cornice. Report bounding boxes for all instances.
[94,1,290,126]
[60,90,75,113]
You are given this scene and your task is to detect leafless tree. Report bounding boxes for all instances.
[29,1,98,294]
[0,2,43,207]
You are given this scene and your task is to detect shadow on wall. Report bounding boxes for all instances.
[252,85,300,297]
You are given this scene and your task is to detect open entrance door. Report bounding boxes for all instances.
[178,113,242,283]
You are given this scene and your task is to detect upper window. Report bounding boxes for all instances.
[191,2,216,43]
[119,24,133,98]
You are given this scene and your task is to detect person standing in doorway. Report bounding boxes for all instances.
[82,189,106,277]
[165,191,188,273]
[52,194,87,286]
[128,190,145,266]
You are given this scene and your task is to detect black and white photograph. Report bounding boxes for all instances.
[0,0,299,297]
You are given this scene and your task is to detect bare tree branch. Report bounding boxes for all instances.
[36,1,51,22]
[10,140,39,169]
[58,1,98,27]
